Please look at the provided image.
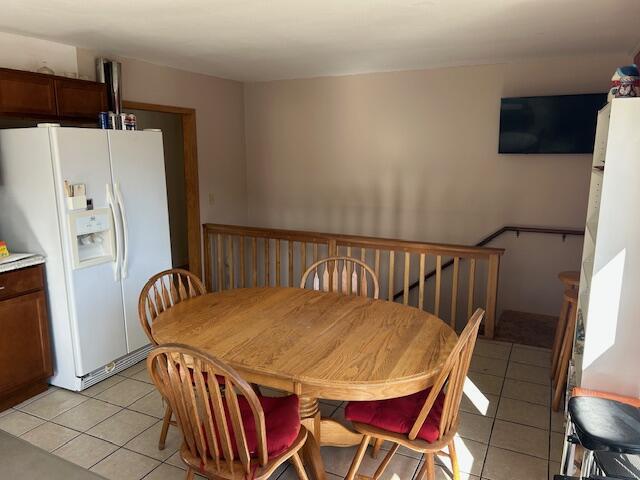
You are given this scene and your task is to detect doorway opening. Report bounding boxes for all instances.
[123,101,201,278]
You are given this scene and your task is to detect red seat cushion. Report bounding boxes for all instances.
[206,394,301,459]
[344,387,445,443]
[175,363,222,384]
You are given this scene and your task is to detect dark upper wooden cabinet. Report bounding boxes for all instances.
[0,69,57,117]
[55,78,108,119]
[0,67,108,121]
[0,264,53,410]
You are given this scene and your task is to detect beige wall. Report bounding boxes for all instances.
[244,54,626,239]
[77,48,247,226]
[0,31,77,75]
[244,54,629,315]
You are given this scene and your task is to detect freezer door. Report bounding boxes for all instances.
[108,130,172,352]
[49,128,127,376]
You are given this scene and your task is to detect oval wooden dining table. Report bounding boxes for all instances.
[152,287,457,480]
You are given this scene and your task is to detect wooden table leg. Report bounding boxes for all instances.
[299,396,327,480]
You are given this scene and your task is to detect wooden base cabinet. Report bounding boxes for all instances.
[0,264,53,411]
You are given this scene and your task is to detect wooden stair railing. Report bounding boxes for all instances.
[202,224,503,338]
[393,225,585,302]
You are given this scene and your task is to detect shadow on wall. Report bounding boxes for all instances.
[255,162,582,321]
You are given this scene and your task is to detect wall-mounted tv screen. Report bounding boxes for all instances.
[499,93,607,154]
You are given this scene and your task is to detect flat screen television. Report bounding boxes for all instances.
[499,93,607,154]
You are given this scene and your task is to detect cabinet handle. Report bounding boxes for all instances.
[0,286,4,290]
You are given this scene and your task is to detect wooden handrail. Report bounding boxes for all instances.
[203,223,505,257]
[478,225,584,245]
[394,225,585,301]
[202,223,503,338]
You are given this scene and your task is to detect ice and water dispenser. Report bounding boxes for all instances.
[68,209,115,269]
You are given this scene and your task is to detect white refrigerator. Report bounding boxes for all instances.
[0,126,171,391]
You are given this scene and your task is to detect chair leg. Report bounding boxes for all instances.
[159,404,173,450]
[291,451,309,480]
[185,467,194,480]
[372,443,399,479]
[371,437,384,458]
[345,434,371,480]
[449,441,461,480]
[416,453,435,480]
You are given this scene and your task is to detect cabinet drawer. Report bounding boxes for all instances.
[0,291,52,395]
[0,265,44,301]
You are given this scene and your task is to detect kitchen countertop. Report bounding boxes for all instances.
[0,254,45,273]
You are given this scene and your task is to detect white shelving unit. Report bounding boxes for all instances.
[574,98,640,398]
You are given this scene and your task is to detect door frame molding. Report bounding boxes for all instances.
[123,100,202,278]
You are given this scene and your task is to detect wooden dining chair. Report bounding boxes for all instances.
[138,268,207,449]
[300,256,380,299]
[138,268,207,344]
[343,308,485,480]
[147,344,309,480]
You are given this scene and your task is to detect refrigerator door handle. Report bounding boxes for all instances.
[106,183,121,281]
[114,181,130,279]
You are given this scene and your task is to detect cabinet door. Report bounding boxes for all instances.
[0,291,52,395]
[0,69,56,116]
[55,79,108,119]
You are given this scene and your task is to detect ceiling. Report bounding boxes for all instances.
[1,0,639,81]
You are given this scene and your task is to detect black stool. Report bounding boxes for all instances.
[561,396,640,479]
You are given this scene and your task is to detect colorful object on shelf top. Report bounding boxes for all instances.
[0,241,9,258]
[609,65,639,101]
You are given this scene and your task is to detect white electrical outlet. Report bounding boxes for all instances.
[208,192,215,205]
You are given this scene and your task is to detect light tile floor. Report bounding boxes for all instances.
[0,339,564,480]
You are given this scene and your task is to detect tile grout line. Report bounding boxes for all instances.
[480,341,512,479]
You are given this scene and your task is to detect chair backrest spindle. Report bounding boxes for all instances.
[138,269,207,344]
[300,256,380,299]
[408,308,484,442]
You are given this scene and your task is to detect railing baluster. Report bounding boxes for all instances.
[251,238,257,287]
[202,224,504,337]
[403,252,410,306]
[288,241,294,287]
[485,254,500,339]
[264,239,270,287]
[203,229,212,292]
[275,239,281,286]
[301,242,307,282]
[467,258,476,318]
[418,253,425,310]
[239,236,245,288]
[451,257,460,330]
[216,234,223,292]
[227,236,234,288]
[388,251,395,301]
[434,255,442,316]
